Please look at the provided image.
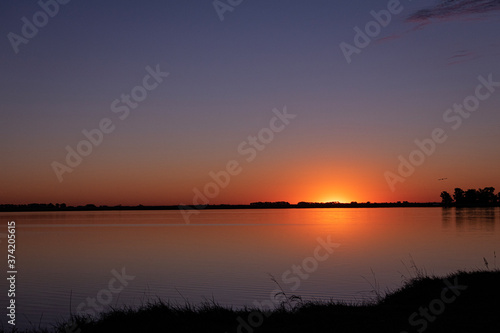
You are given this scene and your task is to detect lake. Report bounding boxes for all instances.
[1,207,498,330]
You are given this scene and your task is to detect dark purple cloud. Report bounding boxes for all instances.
[446,49,481,65]
[407,0,500,22]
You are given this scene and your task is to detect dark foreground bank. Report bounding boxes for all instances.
[5,270,500,333]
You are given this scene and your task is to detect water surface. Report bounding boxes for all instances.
[0,207,498,329]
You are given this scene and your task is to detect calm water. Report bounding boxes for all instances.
[1,208,498,329]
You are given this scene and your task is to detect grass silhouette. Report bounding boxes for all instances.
[4,268,500,333]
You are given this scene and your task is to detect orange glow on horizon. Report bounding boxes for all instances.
[320,197,350,204]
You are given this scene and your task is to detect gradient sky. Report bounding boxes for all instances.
[1,0,500,206]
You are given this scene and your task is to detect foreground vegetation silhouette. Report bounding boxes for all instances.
[4,268,500,333]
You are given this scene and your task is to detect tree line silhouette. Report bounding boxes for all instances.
[5,190,498,212]
[1,201,441,212]
[440,187,500,207]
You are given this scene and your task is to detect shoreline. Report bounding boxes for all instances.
[6,269,500,333]
[0,202,460,213]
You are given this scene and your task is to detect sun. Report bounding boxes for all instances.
[321,196,349,204]
[308,186,353,204]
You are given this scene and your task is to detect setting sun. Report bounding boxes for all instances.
[320,197,350,204]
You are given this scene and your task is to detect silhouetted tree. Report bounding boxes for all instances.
[478,187,496,205]
[443,187,500,207]
[453,188,465,206]
[464,189,478,205]
[440,191,453,207]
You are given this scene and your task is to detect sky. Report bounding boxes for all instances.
[1,0,500,206]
